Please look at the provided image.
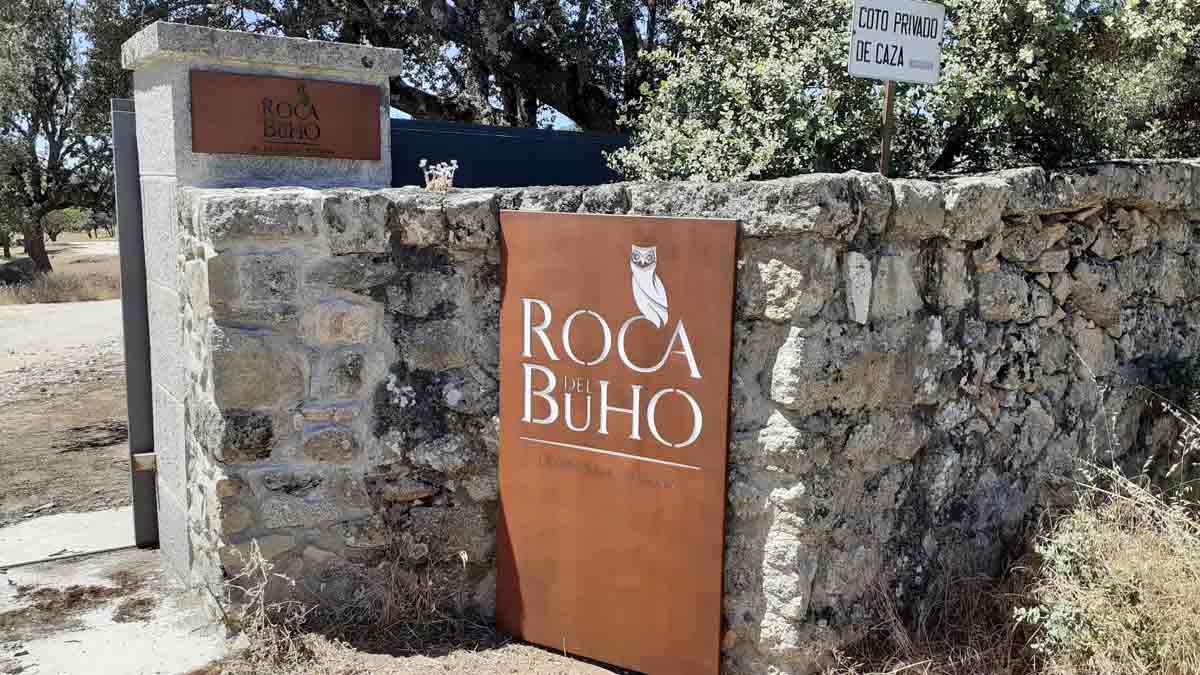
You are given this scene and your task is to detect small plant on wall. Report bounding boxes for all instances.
[420,159,459,192]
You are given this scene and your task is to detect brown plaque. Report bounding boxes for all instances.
[497,211,737,675]
[190,70,381,161]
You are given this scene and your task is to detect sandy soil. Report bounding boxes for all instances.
[0,294,128,527]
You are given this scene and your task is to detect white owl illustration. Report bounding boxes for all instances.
[630,244,669,328]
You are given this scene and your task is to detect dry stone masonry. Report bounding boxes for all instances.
[162,161,1200,674]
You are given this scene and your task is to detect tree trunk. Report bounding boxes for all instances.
[21,224,51,273]
[1,236,10,259]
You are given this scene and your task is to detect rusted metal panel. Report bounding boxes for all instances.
[496,211,737,675]
[190,71,381,161]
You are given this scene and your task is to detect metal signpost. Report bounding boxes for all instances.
[847,0,946,176]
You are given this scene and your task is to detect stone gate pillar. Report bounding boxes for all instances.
[121,21,404,583]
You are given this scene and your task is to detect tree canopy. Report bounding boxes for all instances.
[610,0,1200,181]
[0,0,113,271]
[83,0,681,132]
[3,0,1200,272]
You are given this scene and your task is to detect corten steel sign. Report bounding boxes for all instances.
[190,71,381,160]
[496,211,737,675]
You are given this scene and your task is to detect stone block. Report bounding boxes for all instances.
[300,299,379,346]
[445,190,500,251]
[314,348,368,399]
[322,189,392,254]
[1069,259,1126,335]
[305,254,394,291]
[998,167,1050,213]
[261,468,326,496]
[299,425,361,462]
[410,434,475,475]
[198,188,324,247]
[142,176,180,289]
[769,323,915,416]
[132,65,179,178]
[156,486,192,583]
[737,236,838,322]
[977,265,1034,323]
[212,325,306,409]
[943,176,1010,242]
[147,281,184,399]
[869,249,925,321]
[403,319,472,371]
[844,252,872,325]
[628,173,888,242]
[383,187,447,247]
[406,502,493,562]
[889,179,946,240]
[1000,215,1067,262]
[219,501,254,537]
[936,247,971,311]
[1024,248,1071,274]
[387,269,462,318]
[260,496,347,529]
[580,184,630,214]
[141,176,179,290]
[506,186,587,212]
[208,251,300,325]
[152,385,187,495]
[219,409,275,462]
[1069,316,1116,377]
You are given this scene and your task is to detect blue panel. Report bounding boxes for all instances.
[390,119,628,188]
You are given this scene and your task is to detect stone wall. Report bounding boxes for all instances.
[165,161,1200,674]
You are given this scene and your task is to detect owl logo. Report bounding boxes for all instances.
[630,244,669,328]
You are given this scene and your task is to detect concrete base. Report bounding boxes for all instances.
[0,507,135,568]
[0,546,233,675]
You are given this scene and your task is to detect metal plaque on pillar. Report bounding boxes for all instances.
[190,71,381,161]
[496,211,737,675]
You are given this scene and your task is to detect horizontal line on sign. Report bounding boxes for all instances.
[519,436,702,471]
[262,140,321,146]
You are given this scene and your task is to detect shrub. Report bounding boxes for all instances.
[1016,467,1200,675]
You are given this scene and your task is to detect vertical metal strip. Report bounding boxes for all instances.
[112,98,159,548]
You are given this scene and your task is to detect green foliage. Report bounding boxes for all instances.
[612,0,1200,180]
[42,207,90,239]
[1016,468,1200,675]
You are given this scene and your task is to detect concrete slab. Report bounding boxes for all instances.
[0,546,233,675]
[0,507,134,568]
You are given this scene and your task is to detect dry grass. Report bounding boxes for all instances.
[207,545,514,675]
[0,233,121,305]
[1019,468,1200,675]
[301,549,499,656]
[0,270,121,304]
[824,568,1040,675]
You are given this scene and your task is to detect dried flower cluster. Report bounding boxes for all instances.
[419,159,459,192]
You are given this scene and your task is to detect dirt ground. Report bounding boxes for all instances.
[0,234,129,527]
[0,372,130,528]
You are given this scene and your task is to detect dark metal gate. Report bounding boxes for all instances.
[390,119,627,188]
[112,98,158,548]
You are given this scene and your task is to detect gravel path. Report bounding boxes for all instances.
[0,299,125,405]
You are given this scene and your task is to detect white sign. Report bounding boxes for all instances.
[848,0,945,85]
